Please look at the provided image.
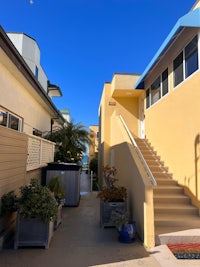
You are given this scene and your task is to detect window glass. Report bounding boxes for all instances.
[35,66,39,79]
[151,77,161,105]
[9,114,20,131]
[162,69,168,96]
[0,111,7,127]
[185,35,198,78]
[173,52,183,87]
[146,89,150,109]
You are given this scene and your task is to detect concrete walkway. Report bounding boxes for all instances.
[0,171,198,267]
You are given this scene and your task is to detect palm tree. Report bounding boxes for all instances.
[44,121,90,163]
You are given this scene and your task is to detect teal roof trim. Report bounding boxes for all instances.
[135,7,200,89]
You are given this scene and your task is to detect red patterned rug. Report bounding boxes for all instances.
[168,243,200,259]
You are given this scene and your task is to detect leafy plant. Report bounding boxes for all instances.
[110,211,129,231]
[44,121,90,163]
[18,179,58,223]
[0,191,18,216]
[89,157,98,175]
[97,186,127,202]
[97,165,127,202]
[1,179,58,224]
[47,176,65,200]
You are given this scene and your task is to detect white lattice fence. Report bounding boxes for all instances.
[27,135,55,171]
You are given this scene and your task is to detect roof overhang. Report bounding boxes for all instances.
[135,7,200,89]
[0,26,65,124]
[47,81,63,97]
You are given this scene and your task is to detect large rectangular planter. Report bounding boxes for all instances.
[14,214,54,249]
[100,200,126,228]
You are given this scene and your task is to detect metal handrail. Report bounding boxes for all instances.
[119,115,157,186]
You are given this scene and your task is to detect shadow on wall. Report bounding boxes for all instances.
[183,134,200,209]
[194,134,200,200]
[110,141,154,245]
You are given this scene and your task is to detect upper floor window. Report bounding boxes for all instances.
[185,35,198,78]
[151,77,161,105]
[0,109,22,132]
[173,52,183,87]
[173,35,198,87]
[35,66,39,79]
[146,68,169,109]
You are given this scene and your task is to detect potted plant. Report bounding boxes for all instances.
[97,165,127,227]
[0,191,18,248]
[47,176,65,229]
[14,178,58,249]
[47,176,65,205]
[110,211,136,243]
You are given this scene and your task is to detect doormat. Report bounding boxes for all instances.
[168,243,200,259]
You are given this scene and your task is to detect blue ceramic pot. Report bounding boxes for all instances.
[118,222,136,243]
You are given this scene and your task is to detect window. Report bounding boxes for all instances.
[162,68,168,96]
[35,66,39,79]
[0,108,22,132]
[9,114,20,131]
[0,111,7,127]
[151,77,161,105]
[173,52,183,87]
[185,35,198,78]
[146,88,150,108]
[173,35,199,87]
[146,68,169,109]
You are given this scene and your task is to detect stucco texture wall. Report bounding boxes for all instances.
[145,71,200,202]
[0,62,53,134]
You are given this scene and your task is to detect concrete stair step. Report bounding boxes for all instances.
[156,178,178,186]
[152,172,173,179]
[154,214,200,227]
[154,204,199,215]
[154,186,184,195]
[149,165,169,172]
[141,154,161,161]
[154,194,191,204]
[155,228,200,245]
[145,159,165,166]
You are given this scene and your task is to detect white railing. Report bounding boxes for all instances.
[119,115,157,186]
[26,134,55,171]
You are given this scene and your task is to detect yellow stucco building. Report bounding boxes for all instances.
[98,0,200,248]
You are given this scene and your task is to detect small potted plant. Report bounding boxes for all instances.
[47,176,65,205]
[110,211,136,243]
[47,176,65,229]
[97,165,127,227]
[14,178,58,249]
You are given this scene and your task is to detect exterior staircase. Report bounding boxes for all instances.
[135,138,200,245]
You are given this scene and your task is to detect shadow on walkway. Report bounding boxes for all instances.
[0,171,156,267]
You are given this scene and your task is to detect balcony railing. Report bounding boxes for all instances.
[26,134,55,171]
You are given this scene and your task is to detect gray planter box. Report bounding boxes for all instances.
[100,200,126,228]
[14,214,54,249]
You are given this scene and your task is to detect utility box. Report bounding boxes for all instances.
[45,163,81,207]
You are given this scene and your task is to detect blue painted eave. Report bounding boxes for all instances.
[135,7,200,89]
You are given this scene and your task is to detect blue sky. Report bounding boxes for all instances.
[1,0,195,129]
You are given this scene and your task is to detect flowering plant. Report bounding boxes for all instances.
[97,165,127,202]
[103,165,118,188]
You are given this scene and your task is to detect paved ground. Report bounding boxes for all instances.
[0,171,199,267]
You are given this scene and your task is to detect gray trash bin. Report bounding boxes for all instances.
[45,163,81,206]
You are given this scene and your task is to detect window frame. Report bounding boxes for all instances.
[173,34,199,88]
[0,108,22,132]
[146,68,169,109]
